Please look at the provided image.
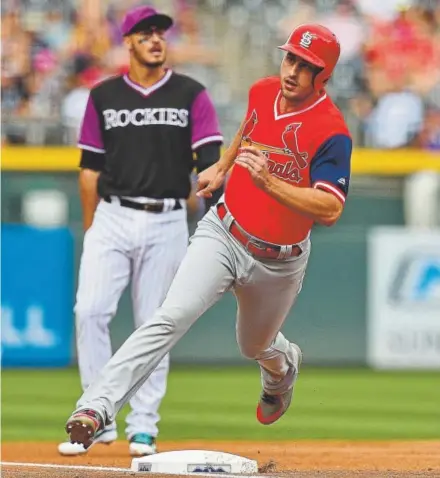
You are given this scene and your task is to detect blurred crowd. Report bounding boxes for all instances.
[2,0,440,150]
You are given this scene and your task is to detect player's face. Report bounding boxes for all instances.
[280,53,321,103]
[126,27,167,68]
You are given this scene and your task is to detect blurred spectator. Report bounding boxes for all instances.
[354,2,440,148]
[1,0,440,148]
[64,5,112,66]
[167,2,220,86]
[1,75,29,117]
[22,49,63,119]
[103,3,132,75]
[278,1,366,90]
[1,11,31,82]
[364,6,439,91]
[277,0,317,39]
[317,0,366,63]
[415,108,440,151]
[355,0,415,22]
[42,10,73,52]
[404,108,440,229]
[363,87,424,149]
[61,66,104,145]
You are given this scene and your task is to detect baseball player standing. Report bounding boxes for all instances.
[64,24,352,447]
[58,6,223,457]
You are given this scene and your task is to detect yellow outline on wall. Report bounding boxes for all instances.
[1,146,440,174]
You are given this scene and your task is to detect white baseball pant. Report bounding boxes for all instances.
[74,197,188,438]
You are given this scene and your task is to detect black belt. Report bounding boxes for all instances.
[103,196,182,213]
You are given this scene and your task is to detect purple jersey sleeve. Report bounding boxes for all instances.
[78,94,105,153]
[191,89,223,150]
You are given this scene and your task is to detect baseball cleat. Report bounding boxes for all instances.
[129,433,157,456]
[65,409,105,450]
[58,425,117,455]
[256,343,302,425]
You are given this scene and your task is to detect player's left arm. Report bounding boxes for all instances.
[77,92,107,231]
[190,88,224,211]
[195,142,222,211]
[236,134,352,226]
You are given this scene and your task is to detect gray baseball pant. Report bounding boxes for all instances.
[75,204,310,425]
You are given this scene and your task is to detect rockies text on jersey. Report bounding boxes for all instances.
[78,70,223,200]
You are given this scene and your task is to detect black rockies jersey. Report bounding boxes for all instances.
[78,70,223,199]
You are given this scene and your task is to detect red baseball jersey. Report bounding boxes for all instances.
[225,76,352,245]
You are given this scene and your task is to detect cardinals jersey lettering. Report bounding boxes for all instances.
[225,76,352,244]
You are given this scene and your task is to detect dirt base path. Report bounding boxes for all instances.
[2,440,439,478]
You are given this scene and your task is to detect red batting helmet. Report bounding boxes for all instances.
[278,24,341,91]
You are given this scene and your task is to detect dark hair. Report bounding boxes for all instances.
[312,66,324,88]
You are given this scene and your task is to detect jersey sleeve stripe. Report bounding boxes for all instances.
[192,135,224,151]
[313,181,346,203]
[78,143,106,154]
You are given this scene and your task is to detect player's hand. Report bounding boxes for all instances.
[196,164,226,198]
[235,146,271,190]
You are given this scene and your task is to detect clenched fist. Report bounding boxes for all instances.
[235,146,271,190]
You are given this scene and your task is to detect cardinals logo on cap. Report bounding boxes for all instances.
[299,31,318,48]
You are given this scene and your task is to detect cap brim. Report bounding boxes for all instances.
[126,14,173,35]
[278,44,325,68]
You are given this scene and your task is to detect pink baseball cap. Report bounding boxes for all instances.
[121,6,173,36]
[33,49,57,73]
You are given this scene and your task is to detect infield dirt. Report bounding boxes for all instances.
[2,440,439,478]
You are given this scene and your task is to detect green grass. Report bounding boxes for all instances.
[2,366,439,442]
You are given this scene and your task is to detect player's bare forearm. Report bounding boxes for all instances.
[79,168,100,231]
[217,119,246,173]
[265,176,343,226]
[197,120,247,199]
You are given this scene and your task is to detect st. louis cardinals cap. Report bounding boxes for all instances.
[121,6,173,36]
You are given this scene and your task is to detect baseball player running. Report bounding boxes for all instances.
[64,24,352,447]
[58,6,223,457]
